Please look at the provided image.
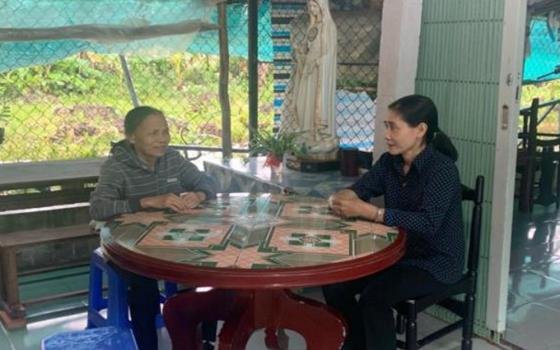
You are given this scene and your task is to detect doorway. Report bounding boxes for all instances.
[506,1,560,349]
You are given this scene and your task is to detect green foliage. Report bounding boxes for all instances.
[0,52,274,162]
[250,128,306,159]
[519,80,560,133]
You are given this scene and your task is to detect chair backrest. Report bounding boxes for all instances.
[519,98,539,152]
[461,176,484,281]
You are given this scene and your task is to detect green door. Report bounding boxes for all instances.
[414,0,525,339]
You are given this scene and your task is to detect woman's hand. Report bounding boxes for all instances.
[140,193,188,213]
[328,190,379,221]
[328,190,359,218]
[330,197,367,218]
[140,192,207,212]
[180,192,206,209]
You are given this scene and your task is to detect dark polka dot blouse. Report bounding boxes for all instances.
[350,145,464,284]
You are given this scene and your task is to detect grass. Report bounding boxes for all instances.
[1,51,556,162]
[0,52,274,162]
[520,80,560,134]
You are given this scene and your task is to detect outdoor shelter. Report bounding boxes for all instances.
[1,0,560,349]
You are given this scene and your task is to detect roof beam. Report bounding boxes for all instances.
[0,20,219,42]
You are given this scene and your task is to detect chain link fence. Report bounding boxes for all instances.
[523,17,560,84]
[524,1,560,83]
[0,0,274,162]
[520,9,560,136]
[0,0,383,162]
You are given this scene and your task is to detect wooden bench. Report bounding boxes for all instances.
[0,159,104,328]
[0,221,98,329]
[0,158,103,211]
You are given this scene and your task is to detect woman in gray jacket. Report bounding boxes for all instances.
[90,106,216,350]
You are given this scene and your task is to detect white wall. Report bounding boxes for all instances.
[374,0,423,159]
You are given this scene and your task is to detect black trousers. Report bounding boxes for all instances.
[322,264,445,350]
[110,263,217,350]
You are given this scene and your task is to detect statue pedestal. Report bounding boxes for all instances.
[285,153,339,173]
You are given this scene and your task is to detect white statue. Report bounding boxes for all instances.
[281,0,338,159]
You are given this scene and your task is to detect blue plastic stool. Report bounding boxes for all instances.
[42,326,138,350]
[87,248,178,329]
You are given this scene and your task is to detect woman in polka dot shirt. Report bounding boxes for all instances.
[324,94,464,350]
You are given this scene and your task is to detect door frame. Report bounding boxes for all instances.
[486,0,527,333]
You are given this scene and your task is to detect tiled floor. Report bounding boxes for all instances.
[1,274,506,350]
[1,301,504,350]
[505,206,560,350]
[5,203,560,349]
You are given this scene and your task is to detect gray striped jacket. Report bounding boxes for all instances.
[89,140,216,220]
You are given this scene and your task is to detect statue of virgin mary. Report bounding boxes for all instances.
[281,0,338,158]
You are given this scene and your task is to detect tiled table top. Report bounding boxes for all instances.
[103,193,399,270]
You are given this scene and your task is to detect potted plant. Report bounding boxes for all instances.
[250,129,305,168]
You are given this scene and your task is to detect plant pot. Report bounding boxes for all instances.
[264,154,282,168]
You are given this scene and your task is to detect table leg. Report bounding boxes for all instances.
[264,328,289,350]
[163,288,237,350]
[219,289,347,350]
[519,156,536,212]
[535,147,557,206]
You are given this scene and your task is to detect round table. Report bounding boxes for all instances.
[101,193,406,350]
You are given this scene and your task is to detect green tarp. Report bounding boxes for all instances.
[0,0,272,72]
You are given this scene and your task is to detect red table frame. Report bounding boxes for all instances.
[102,222,406,350]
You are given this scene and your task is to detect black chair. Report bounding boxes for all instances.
[516,98,539,212]
[395,175,484,350]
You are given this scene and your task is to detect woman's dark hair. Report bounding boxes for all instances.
[124,106,164,135]
[388,94,458,162]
